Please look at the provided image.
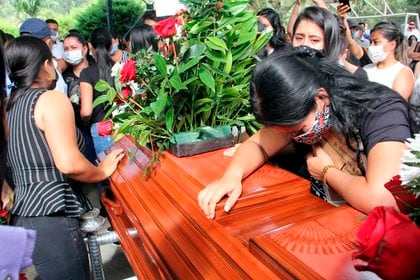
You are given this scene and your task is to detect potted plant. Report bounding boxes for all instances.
[94,0,270,158]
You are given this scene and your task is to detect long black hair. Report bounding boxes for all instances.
[293,7,342,60]
[129,24,158,53]
[6,36,52,111]
[251,48,405,148]
[257,8,287,51]
[89,27,113,85]
[0,36,5,186]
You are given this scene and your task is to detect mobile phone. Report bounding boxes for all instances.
[338,0,351,12]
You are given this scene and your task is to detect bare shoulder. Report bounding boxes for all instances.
[399,64,415,79]
[37,90,71,106]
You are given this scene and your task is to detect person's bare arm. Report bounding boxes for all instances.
[337,3,364,59]
[408,42,420,61]
[307,141,405,214]
[392,66,415,101]
[80,81,94,125]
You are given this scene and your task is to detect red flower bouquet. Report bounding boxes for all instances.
[353,206,420,279]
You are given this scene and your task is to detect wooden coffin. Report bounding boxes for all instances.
[101,136,376,280]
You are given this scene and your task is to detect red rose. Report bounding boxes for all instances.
[154,17,177,38]
[216,0,223,10]
[353,206,420,279]
[0,208,9,224]
[121,86,132,100]
[97,120,113,136]
[384,175,420,214]
[119,59,136,83]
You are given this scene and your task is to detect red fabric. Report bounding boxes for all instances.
[353,206,420,279]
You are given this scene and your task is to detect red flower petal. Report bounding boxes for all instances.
[121,86,132,100]
[119,59,136,83]
[353,206,420,279]
[97,120,113,136]
[154,17,177,38]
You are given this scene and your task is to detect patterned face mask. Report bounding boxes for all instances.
[291,107,332,145]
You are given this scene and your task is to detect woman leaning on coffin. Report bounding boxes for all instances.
[198,48,412,219]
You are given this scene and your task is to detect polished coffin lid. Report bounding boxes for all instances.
[101,136,377,279]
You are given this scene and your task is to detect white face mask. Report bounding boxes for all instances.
[63,49,84,65]
[352,30,360,40]
[367,45,389,64]
[51,31,59,41]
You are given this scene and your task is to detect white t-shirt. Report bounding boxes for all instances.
[405,26,420,39]
[363,61,407,89]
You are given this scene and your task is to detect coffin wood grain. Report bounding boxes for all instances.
[101,136,363,279]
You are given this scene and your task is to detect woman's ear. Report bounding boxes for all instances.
[315,88,331,107]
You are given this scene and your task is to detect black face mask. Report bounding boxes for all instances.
[48,70,58,90]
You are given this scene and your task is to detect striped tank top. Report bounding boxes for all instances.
[7,88,86,217]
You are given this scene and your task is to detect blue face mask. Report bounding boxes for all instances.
[110,42,119,55]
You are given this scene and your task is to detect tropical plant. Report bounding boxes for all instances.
[95,0,270,155]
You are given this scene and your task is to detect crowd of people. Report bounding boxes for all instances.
[0,2,419,278]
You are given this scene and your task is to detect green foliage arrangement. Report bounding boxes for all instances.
[76,0,145,38]
[95,0,270,154]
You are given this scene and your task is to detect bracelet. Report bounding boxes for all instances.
[321,164,337,185]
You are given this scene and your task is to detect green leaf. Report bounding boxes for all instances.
[153,53,167,77]
[205,37,227,53]
[223,2,248,16]
[107,87,116,104]
[224,50,232,74]
[179,56,202,73]
[188,43,206,58]
[204,49,226,63]
[221,87,240,96]
[94,80,110,92]
[165,109,174,133]
[189,20,213,34]
[183,77,198,86]
[169,69,187,91]
[92,94,109,109]
[236,31,257,46]
[198,67,215,93]
[151,92,168,116]
[194,98,214,107]
[139,129,151,147]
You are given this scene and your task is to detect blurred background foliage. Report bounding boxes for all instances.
[0,0,417,39]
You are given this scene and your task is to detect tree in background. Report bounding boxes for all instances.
[12,0,42,17]
[76,0,145,39]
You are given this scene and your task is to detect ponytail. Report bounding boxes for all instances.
[89,28,114,85]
